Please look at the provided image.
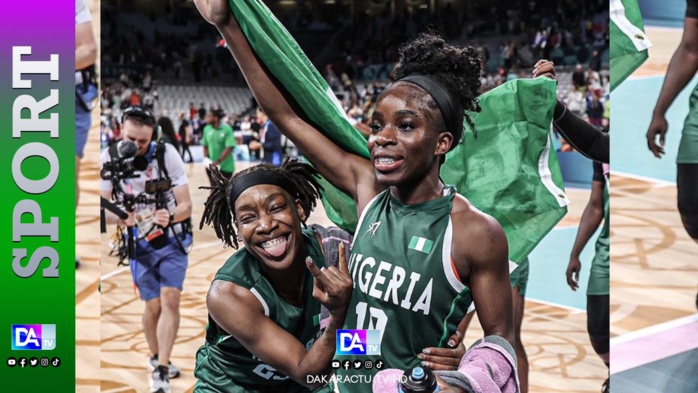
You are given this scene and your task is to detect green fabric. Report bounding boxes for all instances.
[588,177,610,296]
[510,257,530,296]
[229,0,568,263]
[194,228,324,391]
[202,123,237,172]
[610,0,652,91]
[678,84,698,164]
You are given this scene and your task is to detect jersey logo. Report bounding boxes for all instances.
[363,221,381,238]
[408,236,434,254]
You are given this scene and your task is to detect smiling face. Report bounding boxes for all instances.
[233,184,306,271]
[367,83,453,187]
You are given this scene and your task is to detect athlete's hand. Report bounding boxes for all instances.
[306,242,352,317]
[647,114,668,158]
[532,59,557,82]
[418,340,465,370]
[566,257,581,291]
[194,0,232,26]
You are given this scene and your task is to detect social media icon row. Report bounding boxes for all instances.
[331,358,385,370]
[7,357,60,368]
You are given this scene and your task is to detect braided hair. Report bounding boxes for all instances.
[391,30,482,146]
[199,158,323,249]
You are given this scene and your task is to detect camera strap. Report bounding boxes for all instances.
[152,140,193,255]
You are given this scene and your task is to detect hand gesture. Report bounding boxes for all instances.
[646,114,668,158]
[566,257,581,291]
[306,243,352,317]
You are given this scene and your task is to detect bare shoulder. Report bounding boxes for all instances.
[207,280,264,316]
[450,194,508,274]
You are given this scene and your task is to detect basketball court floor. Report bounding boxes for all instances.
[609,25,698,393]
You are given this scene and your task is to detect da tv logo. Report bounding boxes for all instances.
[336,330,381,355]
[11,325,56,350]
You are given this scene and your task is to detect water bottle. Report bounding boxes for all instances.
[398,366,440,393]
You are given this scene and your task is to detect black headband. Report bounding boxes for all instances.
[398,75,458,134]
[228,170,298,206]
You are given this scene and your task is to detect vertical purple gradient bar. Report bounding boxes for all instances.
[0,0,75,390]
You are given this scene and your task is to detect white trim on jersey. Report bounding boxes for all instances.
[610,0,652,51]
[539,129,570,207]
[250,287,270,317]
[441,218,465,293]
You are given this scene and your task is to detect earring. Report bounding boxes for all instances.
[237,235,243,243]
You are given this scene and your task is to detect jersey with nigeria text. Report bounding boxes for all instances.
[335,187,473,392]
[194,227,325,393]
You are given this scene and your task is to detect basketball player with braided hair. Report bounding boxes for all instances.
[194,159,353,392]
[195,1,518,391]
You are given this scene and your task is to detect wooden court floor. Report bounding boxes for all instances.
[610,175,698,336]
[610,26,697,338]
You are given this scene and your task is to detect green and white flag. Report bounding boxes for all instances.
[408,236,434,254]
[229,0,568,263]
[610,0,653,91]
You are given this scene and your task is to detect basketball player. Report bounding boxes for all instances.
[645,0,698,306]
[566,161,610,393]
[194,1,517,391]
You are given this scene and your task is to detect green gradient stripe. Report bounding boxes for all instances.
[0,1,76,390]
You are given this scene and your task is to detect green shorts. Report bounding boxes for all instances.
[678,83,698,164]
[509,257,530,296]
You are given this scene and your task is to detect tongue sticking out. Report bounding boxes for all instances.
[263,238,288,258]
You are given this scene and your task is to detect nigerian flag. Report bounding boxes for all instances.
[229,0,568,263]
[610,0,653,91]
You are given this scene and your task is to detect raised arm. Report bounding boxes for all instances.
[194,0,377,203]
[647,16,698,157]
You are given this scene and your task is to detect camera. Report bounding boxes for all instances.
[100,141,148,182]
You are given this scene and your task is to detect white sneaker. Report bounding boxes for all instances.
[150,366,170,393]
[147,356,181,379]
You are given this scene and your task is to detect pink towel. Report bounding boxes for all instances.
[373,336,519,393]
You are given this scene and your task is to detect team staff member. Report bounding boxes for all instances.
[203,108,237,182]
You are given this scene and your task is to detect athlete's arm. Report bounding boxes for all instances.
[647,15,698,157]
[451,200,514,347]
[194,0,378,206]
[207,249,352,387]
[567,177,604,291]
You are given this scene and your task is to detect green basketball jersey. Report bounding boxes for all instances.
[194,227,325,393]
[610,0,652,91]
[334,188,473,392]
[589,163,610,296]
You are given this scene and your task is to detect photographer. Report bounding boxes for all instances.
[100,105,192,393]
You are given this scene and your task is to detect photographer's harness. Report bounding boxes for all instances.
[110,140,193,267]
